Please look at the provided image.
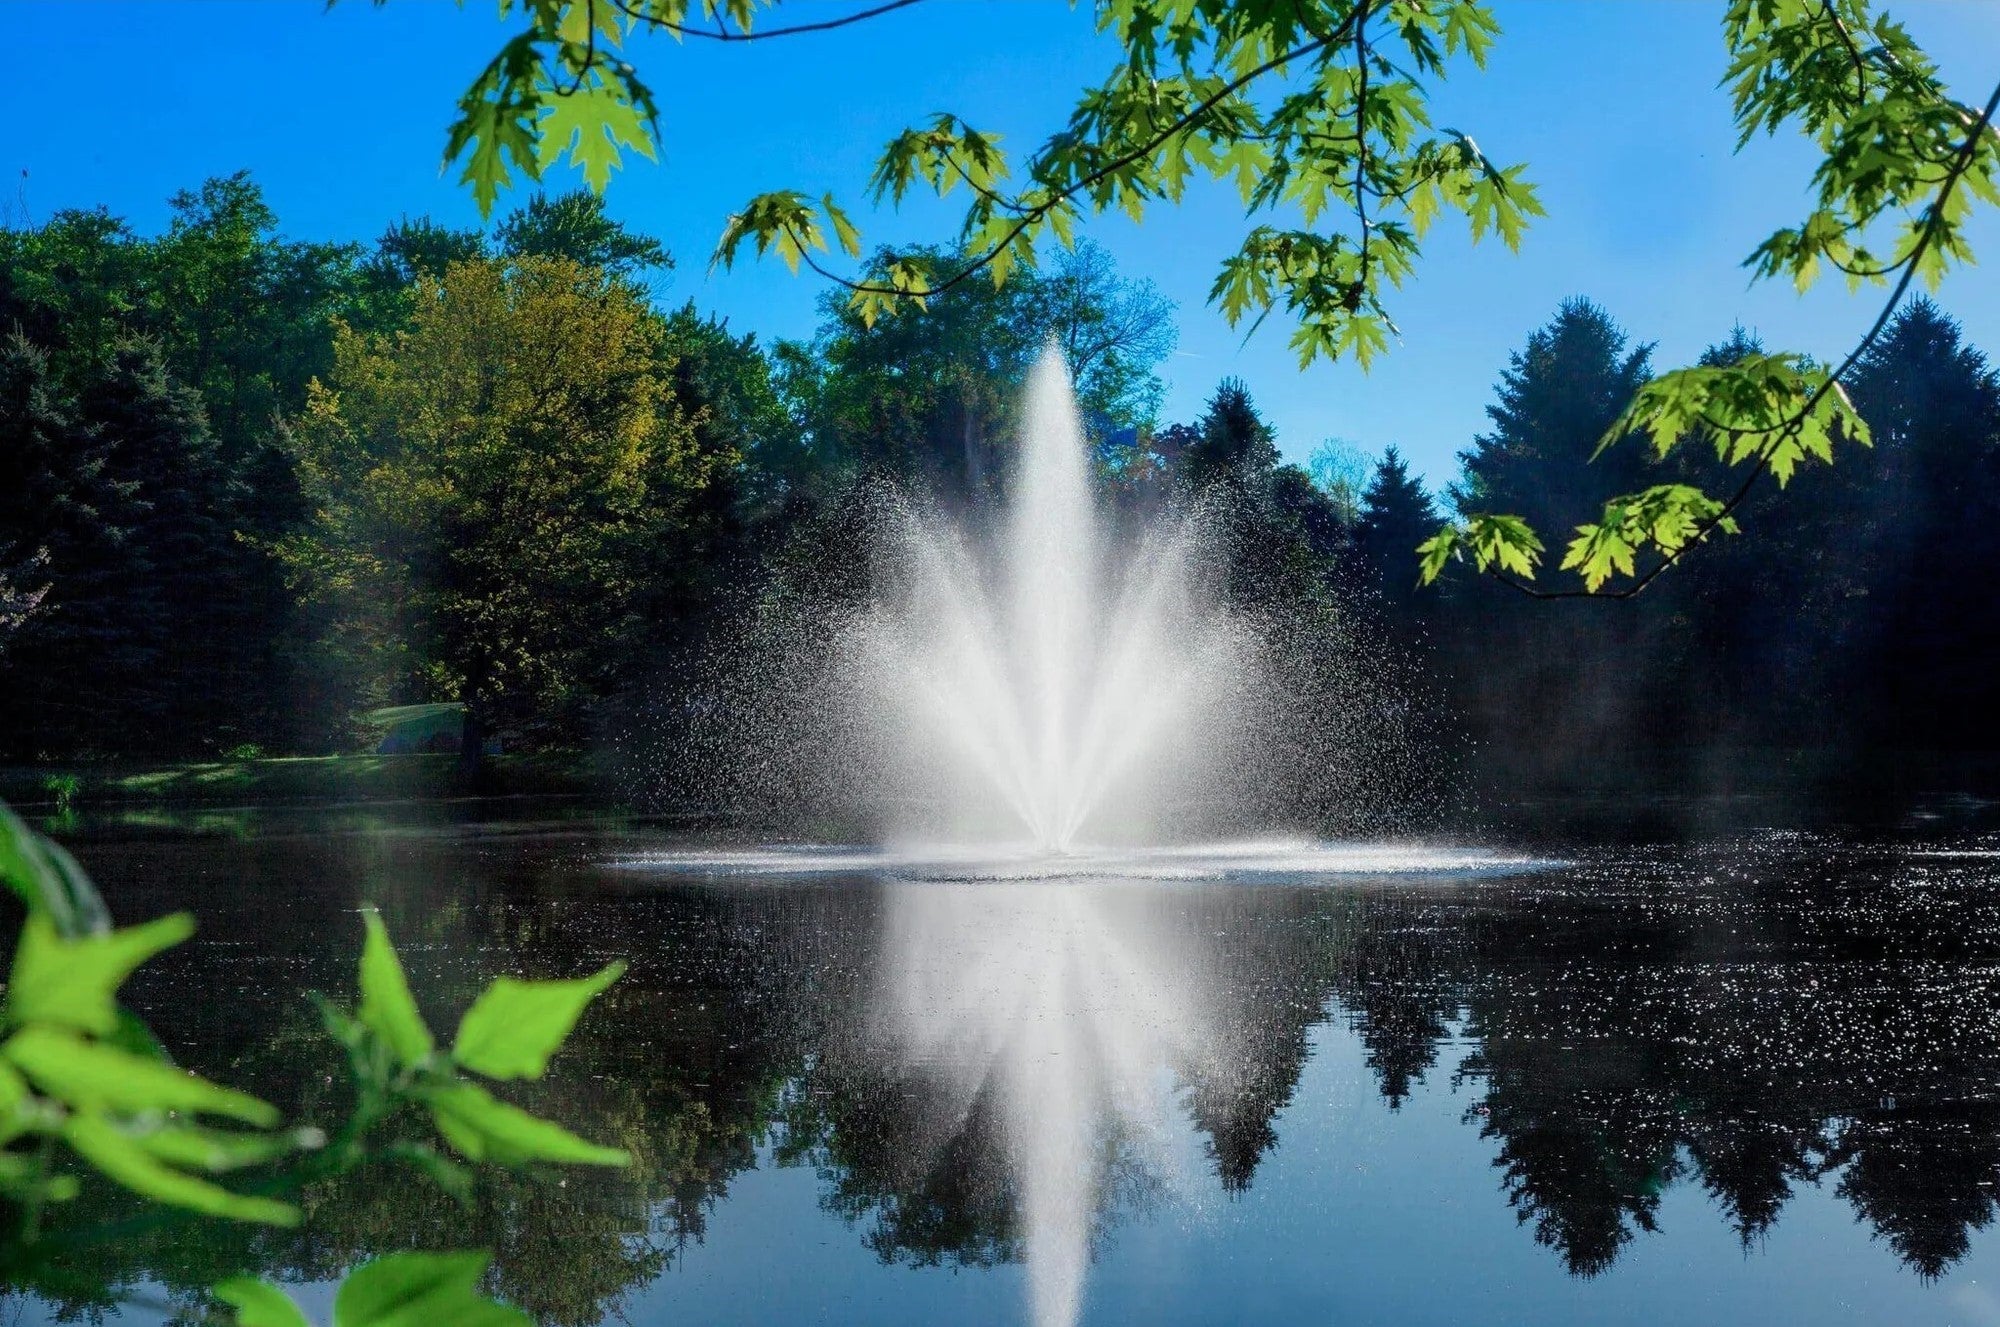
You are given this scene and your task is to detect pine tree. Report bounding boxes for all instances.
[0,334,135,755]
[0,335,252,754]
[495,190,671,279]
[1840,298,2000,751]
[1357,445,1437,608]
[1453,298,1654,540]
[1179,377,1280,493]
[83,339,249,749]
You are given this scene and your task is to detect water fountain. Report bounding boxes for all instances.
[626,346,1543,1326]
[847,345,1248,851]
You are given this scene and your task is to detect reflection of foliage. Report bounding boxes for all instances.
[0,800,635,1326]
[776,1072,1021,1270]
[27,822,2000,1316]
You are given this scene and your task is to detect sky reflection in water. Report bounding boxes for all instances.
[25,817,2000,1326]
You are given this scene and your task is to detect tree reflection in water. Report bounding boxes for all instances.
[25,822,2000,1322]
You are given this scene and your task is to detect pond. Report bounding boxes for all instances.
[13,801,2000,1326]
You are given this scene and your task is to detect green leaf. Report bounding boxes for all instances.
[1464,513,1545,579]
[215,1278,313,1327]
[105,1004,171,1061]
[6,911,194,1036]
[1415,526,1460,586]
[136,1122,316,1173]
[381,1141,475,1203]
[426,1082,628,1167]
[359,910,434,1069]
[536,79,658,194]
[452,961,624,1081]
[0,804,109,936]
[5,1026,280,1126]
[821,195,862,259]
[65,1113,298,1225]
[444,36,546,217]
[333,1251,530,1327]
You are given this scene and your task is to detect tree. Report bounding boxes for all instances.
[1307,438,1371,524]
[657,303,793,528]
[1834,299,2000,751]
[1036,242,1176,431]
[1452,299,1655,543]
[0,334,121,740]
[495,189,671,280]
[780,243,1174,497]
[0,334,247,755]
[1179,377,1279,494]
[1356,445,1435,608]
[287,256,716,772]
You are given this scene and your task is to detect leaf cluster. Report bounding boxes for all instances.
[315,909,630,1196]
[0,797,636,1325]
[0,804,312,1228]
[1422,0,1992,595]
[448,0,1539,364]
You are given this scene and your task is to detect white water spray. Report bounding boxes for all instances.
[627,346,1541,1327]
[857,346,1246,850]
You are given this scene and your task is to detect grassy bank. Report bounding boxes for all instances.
[0,752,599,810]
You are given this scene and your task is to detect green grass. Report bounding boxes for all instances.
[0,752,597,809]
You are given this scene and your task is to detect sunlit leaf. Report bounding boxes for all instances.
[537,77,658,194]
[426,1082,629,1167]
[5,1026,281,1126]
[358,909,434,1069]
[333,1251,530,1327]
[6,911,194,1036]
[452,961,625,1081]
[65,1113,299,1225]
[215,1278,312,1327]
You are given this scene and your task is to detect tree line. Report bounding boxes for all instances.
[2,174,1995,792]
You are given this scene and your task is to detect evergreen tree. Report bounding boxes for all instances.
[0,333,130,753]
[495,190,671,280]
[82,339,249,749]
[1179,377,1279,494]
[1357,446,1437,609]
[1839,298,2000,751]
[0,336,245,754]
[1453,298,1654,538]
[1437,302,1667,775]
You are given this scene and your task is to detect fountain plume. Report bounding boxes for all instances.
[856,346,1252,850]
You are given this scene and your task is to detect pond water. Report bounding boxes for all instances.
[14,802,2000,1326]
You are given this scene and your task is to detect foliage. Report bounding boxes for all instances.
[0,798,633,1323]
[495,189,671,279]
[423,0,1535,368]
[220,1250,532,1327]
[285,255,717,750]
[1307,438,1372,523]
[1417,0,2000,594]
[0,802,306,1228]
[393,0,2000,590]
[317,909,629,1185]
[0,332,259,755]
[1179,376,1279,493]
[1354,445,1434,604]
[777,241,1175,496]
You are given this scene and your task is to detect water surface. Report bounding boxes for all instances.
[15,803,2000,1326]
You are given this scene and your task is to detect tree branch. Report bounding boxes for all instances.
[793,11,1361,303]
[608,0,925,43]
[1486,75,2000,602]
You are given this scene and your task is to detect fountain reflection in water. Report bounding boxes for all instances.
[629,348,1538,1327]
[871,884,1215,1327]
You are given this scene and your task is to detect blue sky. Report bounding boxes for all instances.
[6,0,1999,486]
